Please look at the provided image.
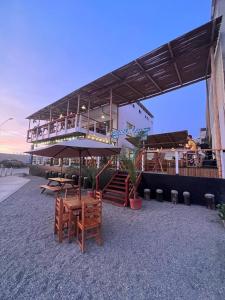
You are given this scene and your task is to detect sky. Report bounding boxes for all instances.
[0,0,212,153]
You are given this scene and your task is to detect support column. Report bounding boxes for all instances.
[65,100,70,131]
[76,94,80,128]
[87,98,90,134]
[109,89,113,143]
[27,119,31,142]
[175,151,179,175]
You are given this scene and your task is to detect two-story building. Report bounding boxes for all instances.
[26,96,153,165]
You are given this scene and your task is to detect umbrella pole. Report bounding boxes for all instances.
[79,151,81,200]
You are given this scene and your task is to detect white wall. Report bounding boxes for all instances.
[209,0,225,149]
[117,103,153,149]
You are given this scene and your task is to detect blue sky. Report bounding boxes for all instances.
[0,0,211,152]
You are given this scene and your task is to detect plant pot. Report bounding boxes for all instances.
[130,197,142,210]
[87,190,95,198]
[223,220,225,228]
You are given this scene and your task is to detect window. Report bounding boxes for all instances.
[126,122,134,130]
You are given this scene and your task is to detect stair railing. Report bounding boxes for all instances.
[128,171,142,200]
[96,159,112,191]
[125,174,131,206]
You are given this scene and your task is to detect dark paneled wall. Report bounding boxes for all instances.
[139,173,225,205]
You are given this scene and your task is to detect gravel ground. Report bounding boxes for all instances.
[0,176,225,300]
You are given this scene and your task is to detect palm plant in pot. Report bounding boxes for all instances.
[216,203,225,227]
[122,157,142,209]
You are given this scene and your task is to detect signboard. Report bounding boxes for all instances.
[111,127,150,139]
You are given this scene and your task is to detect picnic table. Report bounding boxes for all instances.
[40,177,78,194]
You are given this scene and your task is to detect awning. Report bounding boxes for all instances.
[27,17,222,120]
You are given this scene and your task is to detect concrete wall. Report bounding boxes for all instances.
[208,0,225,149]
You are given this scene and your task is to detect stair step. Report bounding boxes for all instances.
[108,184,125,190]
[112,180,126,185]
[103,198,125,207]
[103,190,126,198]
[116,174,128,177]
[104,189,126,195]
[113,177,126,181]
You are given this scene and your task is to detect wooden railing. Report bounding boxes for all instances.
[95,159,112,191]
[128,172,142,199]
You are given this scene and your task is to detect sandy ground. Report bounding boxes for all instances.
[0,176,225,300]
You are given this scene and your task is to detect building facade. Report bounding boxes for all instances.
[206,0,225,176]
[27,100,153,165]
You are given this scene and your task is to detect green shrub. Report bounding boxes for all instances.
[0,159,26,168]
[217,204,225,220]
[29,165,46,177]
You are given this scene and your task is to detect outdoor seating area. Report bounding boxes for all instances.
[0,175,225,299]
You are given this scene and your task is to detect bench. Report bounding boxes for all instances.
[40,185,63,194]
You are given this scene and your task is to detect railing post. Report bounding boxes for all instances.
[97,157,100,169]
[65,117,68,133]
[175,151,179,175]
[220,150,225,179]
[141,151,145,172]
[75,114,78,129]
[79,114,82,128]
[116,158,119,170]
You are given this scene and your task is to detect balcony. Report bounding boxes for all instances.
[27,113,113,143]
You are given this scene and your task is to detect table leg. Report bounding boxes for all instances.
[68,209,73,242]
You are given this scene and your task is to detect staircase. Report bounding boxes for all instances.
[102,171,130,206]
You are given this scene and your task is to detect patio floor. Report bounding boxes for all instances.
[0,176,225,300]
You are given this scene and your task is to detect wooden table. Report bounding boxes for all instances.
[64,195,95,241]
[40,177,78,194]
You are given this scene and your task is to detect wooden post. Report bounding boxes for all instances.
[27,119,31,142]
[175,151,179,175]
[76,94,80,128]
[87,98,90,134]
[109,89,113,142]
[141,152,145,171]
[210,47,222,177]
[65,100,70,131]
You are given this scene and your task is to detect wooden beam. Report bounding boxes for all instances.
[135,59,162,92]
[168,42,183,85]
[205,19,217,77]
[111,72,145,97]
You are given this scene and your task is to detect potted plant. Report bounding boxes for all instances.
[216,204,225,227]
[122,157,142,210]
[87,167,98,198]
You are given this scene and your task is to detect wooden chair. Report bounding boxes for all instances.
[77,199,102,253]
[95,190,102,201]
[54,197,77,242]
[64,186,79,198]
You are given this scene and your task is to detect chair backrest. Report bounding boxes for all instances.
[55,197,65,219]
[81,199,102,226]
[64,187,78,198]
[95,191,102,201]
